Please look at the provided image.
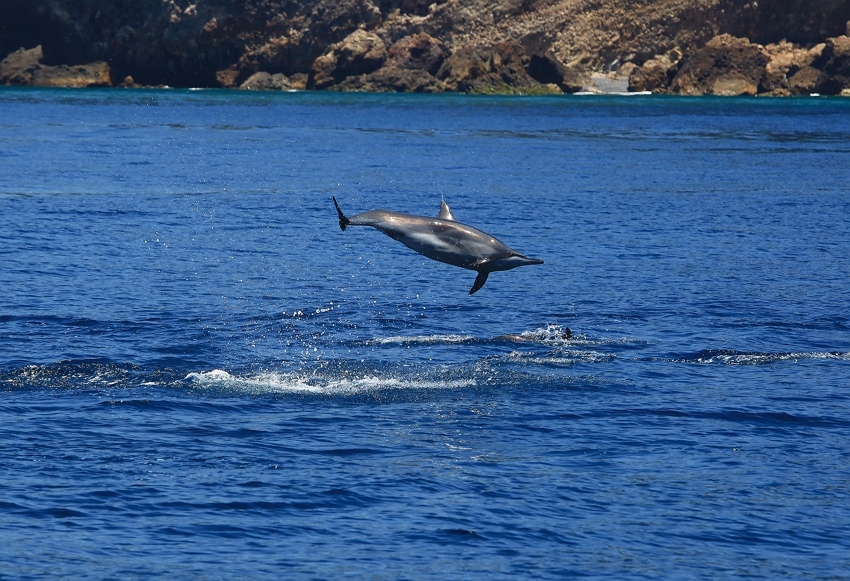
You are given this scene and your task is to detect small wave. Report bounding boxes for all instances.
[496,349,615,366]
[364,334,476,346]
[674,350,850,365]
[185,369,476,395]
[493,324,573,345]
[492,325,645,348]
[2,361,141,390]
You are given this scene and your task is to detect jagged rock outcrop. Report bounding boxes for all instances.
[309,29,387,89]
[757,41,824,95]
[815,35,850,95]
[0,46,44,85]
[628,57,675,92]
[0,45,111,87]
[670,34,768,96]
[385,34,448,75]
[788,66,822,95]
[31,62,111,88]
[332,67,446,92]
[526,53,583,93]
[239,72,293,91]
[436,42,555,94]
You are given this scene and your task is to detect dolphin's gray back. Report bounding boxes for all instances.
[347,210,515,271]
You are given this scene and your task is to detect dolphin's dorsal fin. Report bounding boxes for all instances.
[438,200,457,221]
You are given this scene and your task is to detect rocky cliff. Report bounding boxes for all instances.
[1,0,849,93]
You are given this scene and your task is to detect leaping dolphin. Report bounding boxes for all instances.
[332,196,543,295]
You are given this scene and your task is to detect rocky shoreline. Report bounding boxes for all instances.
[1,0,849,96]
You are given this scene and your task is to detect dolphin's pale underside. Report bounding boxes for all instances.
[332,197,543,295]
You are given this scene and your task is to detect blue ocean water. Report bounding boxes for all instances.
[1,88,849,579]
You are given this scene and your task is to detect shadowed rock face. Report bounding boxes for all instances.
[239,72,292,91]
[385,34,448,75]
[331,66,446,92]
[717,0,850,46]
[629,58,674,93]
[309,29,387,89]
[671,34,769,96]
[526,53,583,93]
[815,35,850,94]
[437,42,548,94]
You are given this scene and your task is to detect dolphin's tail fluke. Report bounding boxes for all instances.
[332,196,351,231]
[469,271,489,295]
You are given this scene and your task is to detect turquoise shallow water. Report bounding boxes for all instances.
[1,88,849,579]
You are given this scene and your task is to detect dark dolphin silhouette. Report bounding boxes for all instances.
[333,197,543,295]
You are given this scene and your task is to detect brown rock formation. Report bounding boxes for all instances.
[815,35,850,95]
[0,45,111,87]
[629,57,675,92]
[788,66,822,95]
[758,41,824,95]
[239,72,293,91]
[671,34,768,96]
[385,34,448,75]
[526,53,583,93]
[332,67,446,92]
[436,41,551,94]
[0,46,44,85]
[31,61,111,88]
[309,29,387,89]
[118,76,142,88]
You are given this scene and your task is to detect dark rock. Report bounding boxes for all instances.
[309,29,387,89]
[787,66,821,95]
[216,67,241,89]
[759,41,825,95]
[375,0,448,17]
[815,35,850,95]
[385,33,448,75]
[239,72,293,91]
[437,42,553,94]
[308,0,382,48]
[527,53,583,93]
[0,46,44,85]
[628,58,673,92]
[758,68,789,95]
[289,73,309,90]
[671,34,769,96]
[719,0,850,46]
[332,66,446,92]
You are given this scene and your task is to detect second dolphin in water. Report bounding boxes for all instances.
[333,197,543,295]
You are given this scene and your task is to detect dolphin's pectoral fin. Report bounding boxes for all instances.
[437,200,457,222]
[332,196,351,231]
[469,271,489,295]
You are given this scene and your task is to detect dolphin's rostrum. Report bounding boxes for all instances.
[333,197,543,295]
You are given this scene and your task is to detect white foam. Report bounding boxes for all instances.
[365,334,476,345]
[185,369,475,394]
[499,349,614,365]
[686,352,850,365]
[498,324,575,345]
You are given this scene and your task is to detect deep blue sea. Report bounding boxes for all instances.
[1,88,849,579]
